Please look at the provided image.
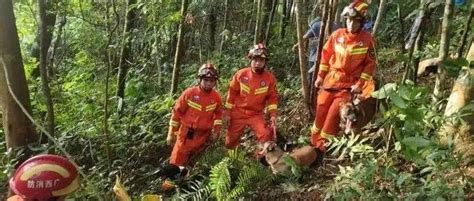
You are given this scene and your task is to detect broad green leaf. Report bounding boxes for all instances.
[390,94,407,109]
[402,136,431,148]
[372,83,397,99]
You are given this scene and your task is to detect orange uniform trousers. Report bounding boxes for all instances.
[311,89,351,151]
[170,126,211,166]
[225,109,273,149]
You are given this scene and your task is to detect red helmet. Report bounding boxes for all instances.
[341,1,368,20]
[197,63,218,80]
[9,154,80,199]
[247,43,269,60]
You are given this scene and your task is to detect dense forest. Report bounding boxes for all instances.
[1,0,473,200]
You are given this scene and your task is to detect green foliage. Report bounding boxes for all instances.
[176,178,212,201]
[174,149,273,201]
[327,133,375,161]
[325,81,471,200]
[4,0,474,199]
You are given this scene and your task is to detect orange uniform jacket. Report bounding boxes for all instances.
[169,86,223,133]
[318,28,376,89]
[225,67,278,117]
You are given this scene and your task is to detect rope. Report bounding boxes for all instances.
[1,57,102,199]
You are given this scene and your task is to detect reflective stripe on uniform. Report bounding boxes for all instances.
[320,131,335,139]
[255,86,268,95]
[240,83,250,93]
[267,104,277,111]
[349,47,368,55]
[320,64,329,71]
[206,103,217,112]
[225,102,234,109]
[360,73,372,81]
[187,100,202,111]
[214,119,223,126]
[355,3,368,11]
[170,120,179,127]
[310,124,320,134]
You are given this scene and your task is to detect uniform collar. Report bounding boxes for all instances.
[197,85,213,94]
[343,28,362,41]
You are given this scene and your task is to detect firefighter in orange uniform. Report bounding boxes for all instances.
[224,43,278,149]
[163,63,222,189]
[311,1,376,154]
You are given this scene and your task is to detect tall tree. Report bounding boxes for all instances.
[0,0,37,148]
[170,0,190,95]
[371,0,387,37]
[38,0,56,139]
[402,0,433,84]
[310,0,329,114]
[280,0,289,39]
[208,6,216,52]
[432,0,453,104]
[264,0,278,44]
[456,3,474,58]
[295,0,311,117]
[254,0,264,44]
[219,0,229,52]
[116,0,138,109]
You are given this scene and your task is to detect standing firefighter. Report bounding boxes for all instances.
[224,43,279,150]
[163,63,223,190]
[311,1,376,157]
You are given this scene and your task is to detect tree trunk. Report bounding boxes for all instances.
[153,26,163,86]
[219,0,229,52]
[371,0,387,37]
[456,3,474,58]
[295,0,311,118]
[264,0,278,44]
[402,0,432,84]
[325,0,338,37]
[438,44,474,176]
[208,6,216,52]
[38,0,56,140]
[254,0,264,44]
[396,4,406,52]
[48,16,67,79]
[432,0,453,104]
[116,0,137,106]
[280,0,292,39]
[310,0,329,115]
[0,0,37,149]
[170,0,190,95]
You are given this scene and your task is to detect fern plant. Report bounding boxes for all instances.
[326,133,375,161]
[176,178,212,201]
[173,148,273,201]
[209,158,232,200]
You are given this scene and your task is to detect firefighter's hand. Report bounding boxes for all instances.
[166,128,177,145]
[350,84,362,94]
[314,77,323,88]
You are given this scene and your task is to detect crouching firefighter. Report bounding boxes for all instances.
[224,43,279,153]
[311,1,376,162]
[162,63,223,190]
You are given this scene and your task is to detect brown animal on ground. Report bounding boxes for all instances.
[264,145,318,174]
[339,96,378,134]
